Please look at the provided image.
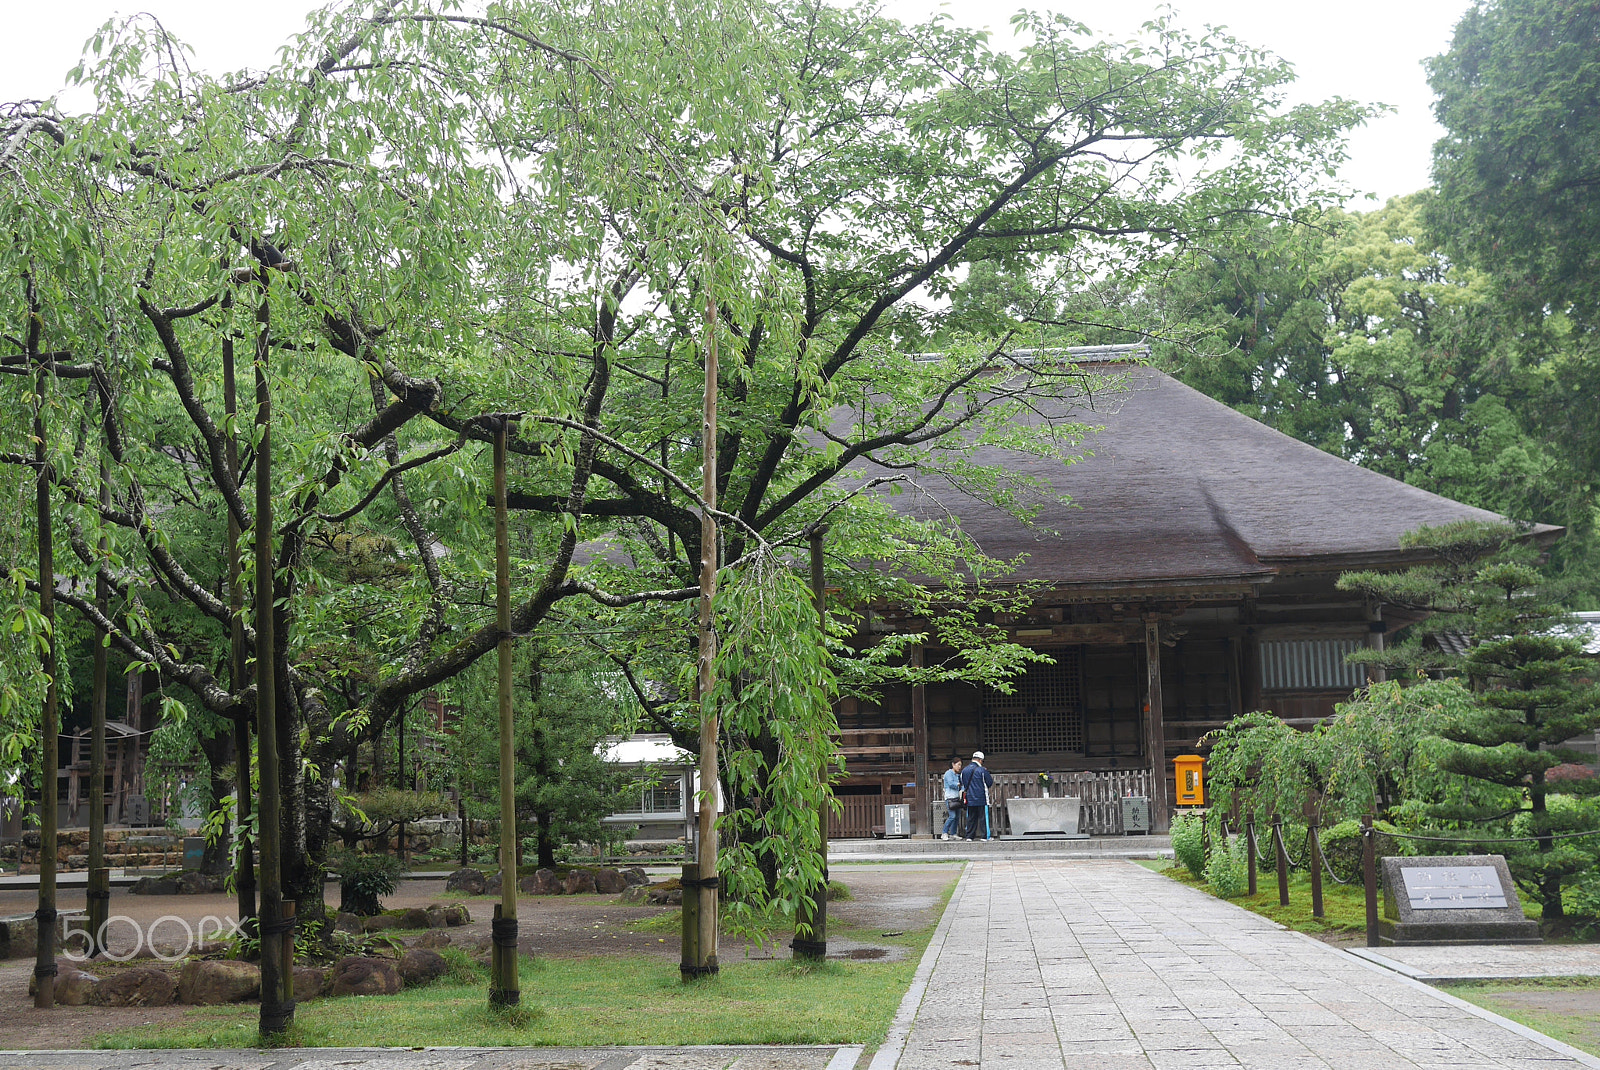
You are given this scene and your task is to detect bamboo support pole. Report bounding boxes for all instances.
[490,419,520,1006]
[223,314,256,934]
[254,290,292,1038]
[87,460,110,955]
[32,334,58,1008]
[793,525,830,961]
[684,291,720,981]
[1273,816,1289,907]
[1246,813,1257,897]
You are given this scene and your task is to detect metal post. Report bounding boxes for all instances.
[1362,815,1379,947]
[489,419,520,1007]
[1273,816,1289,907]
[254,289,292,1038]
[793,525,830,961]
[1246,813,1257,897]
[685,290,720,981]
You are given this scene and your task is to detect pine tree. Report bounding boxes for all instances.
[1340,520,1600,919]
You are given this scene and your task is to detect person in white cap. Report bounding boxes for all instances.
[960,750,994,840]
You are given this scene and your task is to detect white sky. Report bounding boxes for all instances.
[3,0,1472,204]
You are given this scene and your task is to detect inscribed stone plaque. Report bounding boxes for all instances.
[1380,854,1539,946]
[1402,865,1507,910]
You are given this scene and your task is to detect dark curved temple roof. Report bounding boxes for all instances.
[873,361,1559,594]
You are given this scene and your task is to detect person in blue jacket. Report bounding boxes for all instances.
[941,757,964,840]
[960,751,994,840]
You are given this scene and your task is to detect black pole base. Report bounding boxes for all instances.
[489,987,521,1007]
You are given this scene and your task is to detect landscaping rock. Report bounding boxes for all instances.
[622,866,649,887]
[399,948,448,986]
[334,911,363,934]
[95,966,177,1007]
[130,875,181,896]
[646,882,682,905]
[528,868,562,895]
[444,867,486,895]
[413,930,451,948]
[330,956,403,997]
[484,870,502,896]
[561,871,597,896]
[55,968,99,1006]
[424,904,448,929]
[397,907,431,930]
[293,965,327,1000]
[619,884,650,904]
[363,914,400,932]
[176,871,221,894]
[592,868,627,894]
[442,904,470,926]
[178,959,261,1005]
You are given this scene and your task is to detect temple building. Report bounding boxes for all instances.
[828,350,1560,837]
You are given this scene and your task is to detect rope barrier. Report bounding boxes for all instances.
[1379,826,1600,845]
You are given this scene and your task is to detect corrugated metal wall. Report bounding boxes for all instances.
[1261,638,1366,691]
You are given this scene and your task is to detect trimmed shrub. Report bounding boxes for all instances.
[1205,835,1248,898]
[334,849,405,916]
[1172,812,1206,879]
[1320,819,1411,883]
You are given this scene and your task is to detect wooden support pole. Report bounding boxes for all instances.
[1310,825,1325,919]
[793,525,830,962]
[1241,606,1263,715]
[680,861,702,973]
[1144,618,1169,833]
[31,325,59,1009]
[1246,813,1258,897]
[1273,816,1289,907]
[489,419,520,1007]
[87,461,110,955]
[685,290,720,982]
[911,644,927,835]
[254,289,292,1038]
[1365,602,1387,684]
[222,314,256,935]
[1362,815,1380,947]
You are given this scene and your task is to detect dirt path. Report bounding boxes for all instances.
[0,862,961,1051]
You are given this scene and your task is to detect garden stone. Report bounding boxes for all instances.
[330,955,403,996]
[178,959,261,1005]
[363,913,400,932]
[562,870,597,895]
[444,867,486,895]
[334,911,363,933]
[484,870,502,896]
[413,930,451,948]
[528,868,562,895]
[443,904,470,926]
[619,884,650,904]
[55,968,99,1006]
[399,947,448,986]
[397,907,431,930]
[293,965,327,999]
[131,875,181,895]
[424,904,448,928]
[622,866,648,887]
[95,966,177,1007]
[176,871,217,894]
[592,868,627,894]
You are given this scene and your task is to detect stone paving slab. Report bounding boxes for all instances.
[0,1047,862,1070]
[887,860,1600,1069]
[1351,943,1600,982]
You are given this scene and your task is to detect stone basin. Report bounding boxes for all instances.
[1006,796,1083,836]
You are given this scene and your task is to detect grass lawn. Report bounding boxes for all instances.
[1136,858,1368,934]
[1442,978,1600,1058]
[89,876,954,1051]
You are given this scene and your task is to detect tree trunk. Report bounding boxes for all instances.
[198,728,234,875]
[536,811,557,869]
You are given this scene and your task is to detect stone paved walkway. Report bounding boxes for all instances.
[889,860,1599,1069]
[1351,944,1600,983]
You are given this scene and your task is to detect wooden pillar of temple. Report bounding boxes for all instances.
[1144,617,1170,833]
[910,644,929,837]
[1365,601,1387,684]
[1241,601,1263,717]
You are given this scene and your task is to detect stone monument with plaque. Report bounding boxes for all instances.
[1003,796,1088,838]
[1380,854,1541,945]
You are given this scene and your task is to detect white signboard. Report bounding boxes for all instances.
[1401,865,1508,910]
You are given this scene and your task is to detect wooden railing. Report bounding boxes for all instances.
[829,794,899,839]
[989,770,1153,835]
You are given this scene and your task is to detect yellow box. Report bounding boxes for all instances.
[1173,754,1205,806]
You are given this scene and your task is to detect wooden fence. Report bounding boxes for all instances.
[826,769,1155,838]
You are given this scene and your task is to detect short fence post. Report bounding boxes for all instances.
[1273,816,1289,907]
[1246,814,1257,897]
[1309,824,1324,919]
[1362,815,1379,948]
